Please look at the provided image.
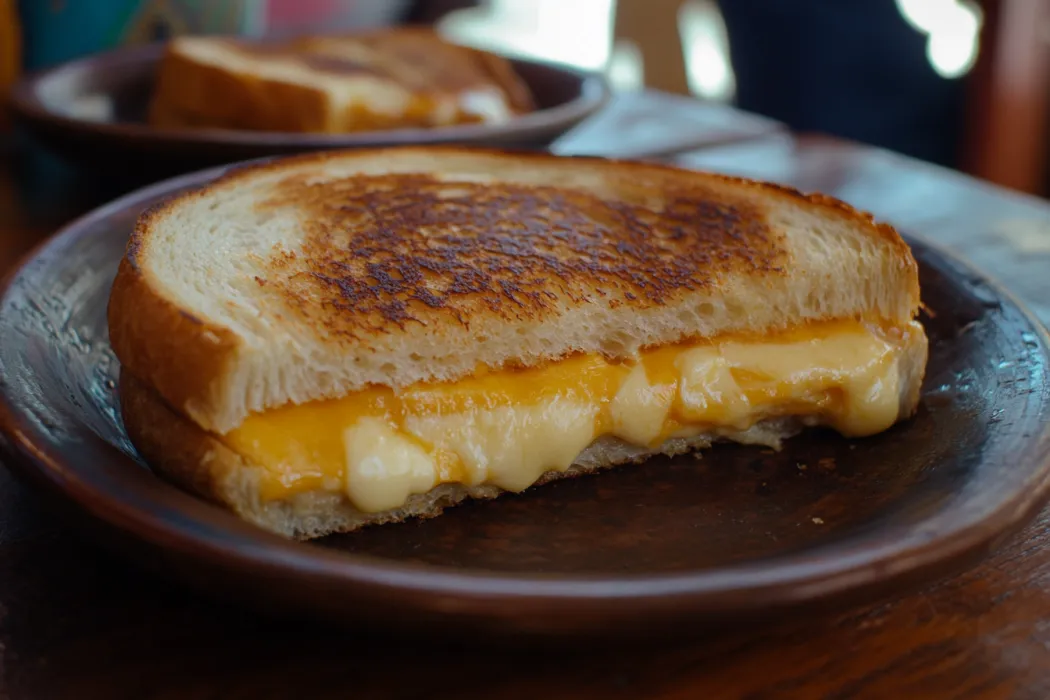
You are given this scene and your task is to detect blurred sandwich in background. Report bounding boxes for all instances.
[149,27,536,134]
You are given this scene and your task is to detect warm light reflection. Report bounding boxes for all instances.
[437,0,615,71]
[439,0,737,98]
[896,0,982,78]
[678,0,734,101]
[608,39,645,92]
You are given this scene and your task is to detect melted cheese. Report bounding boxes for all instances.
[223,320,920,511]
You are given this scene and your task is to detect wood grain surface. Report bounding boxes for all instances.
[3,121,1050,698]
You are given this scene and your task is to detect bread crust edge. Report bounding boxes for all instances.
[118,314,927,541]
[119,370,776,540]
[110,148,923,434]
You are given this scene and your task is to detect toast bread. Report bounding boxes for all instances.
[109,147,921,434]
[108,147,927,539]
[148,28,535,133]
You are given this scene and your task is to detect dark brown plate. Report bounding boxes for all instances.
[9,43,610,176]
[1,162,1049,644]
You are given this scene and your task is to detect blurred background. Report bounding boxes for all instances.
[0,0,1047,195]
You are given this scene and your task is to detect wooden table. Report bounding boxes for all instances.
[3,114,1050,699]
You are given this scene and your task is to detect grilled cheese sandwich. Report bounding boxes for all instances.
[108,147,928,539]
[226,319,921,511]
[148,29,535,134]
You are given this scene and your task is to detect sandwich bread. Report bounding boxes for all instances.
[108,147,928,539]
[148,28,535,133]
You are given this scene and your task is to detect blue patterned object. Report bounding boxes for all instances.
[18,0,260,70]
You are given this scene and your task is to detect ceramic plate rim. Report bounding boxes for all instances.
[8,43,611,149]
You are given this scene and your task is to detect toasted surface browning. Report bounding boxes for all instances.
[108,148,922,435]
[260,172,786,338]
[109,147,928,539]
[294,29,534,111]
[148,28,534,133]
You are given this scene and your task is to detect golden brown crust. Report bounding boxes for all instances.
[114,149,927,538]
[257,171,786,340]
[120,369,237,508]
[107,245,239,430]
[149,41,334,132]
[110,147,922,433]
[295,28,535,112]
[148,29,535,133]
[146,145,917,258]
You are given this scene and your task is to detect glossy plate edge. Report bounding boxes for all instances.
[8,43,612,150]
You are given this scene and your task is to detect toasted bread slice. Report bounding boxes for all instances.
[109,147,921,434]
[109,147,927,539]
[148,29,534,133]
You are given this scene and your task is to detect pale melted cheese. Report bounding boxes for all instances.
[222,321,920,512]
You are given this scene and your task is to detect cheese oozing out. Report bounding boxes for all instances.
[221,320,921,513]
